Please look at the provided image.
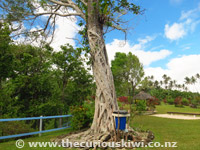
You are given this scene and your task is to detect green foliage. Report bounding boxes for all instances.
[149,88,197,102]
[111,52,144,96]
[83,100,95,123]
[190,99,198,108]
[182,98,189,106]
[52,44,94,110]
[174,97,183,107]
[0,121,34,138]
[136,100,147,112]
[146,97,160,111]
[0,24,94,132]
[70,101,94,130]
[167,98,174,105]
[0,23,14,85]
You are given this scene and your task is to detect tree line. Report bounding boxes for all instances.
[0,23,95,120]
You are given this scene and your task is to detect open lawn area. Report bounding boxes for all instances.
[155,104,200,114]
[133,115,200,150]
[133,104,200,150]
[0,129,73,150]
[0,104,200,150]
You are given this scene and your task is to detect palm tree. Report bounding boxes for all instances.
[154,80,160,89]
[182,84,186,91]
[169,80,174,90]
[191,76,198,93]
[150,75,154,80]
[185,76,191,92]
[160,80,163,87]
[185,77,191,85]
[195,73,200,91]
[177,84,182,90]
[196,73,200,79]
[185,87,188,92]
[162,74,171,89]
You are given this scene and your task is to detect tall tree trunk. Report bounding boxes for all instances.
[87,0,118,133]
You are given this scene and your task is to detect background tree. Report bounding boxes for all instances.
[52,44,93,126]
[0,23,14,89]
[111,52,144,98]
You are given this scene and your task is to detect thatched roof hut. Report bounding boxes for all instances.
[133,91,154,100]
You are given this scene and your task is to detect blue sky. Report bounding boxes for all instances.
[103,0,200,91]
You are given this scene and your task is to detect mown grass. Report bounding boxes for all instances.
[0,128,72,150]
[133,115,200,150]
[1,104,200,150]
[156,103,200,114]
[133,103,200,150]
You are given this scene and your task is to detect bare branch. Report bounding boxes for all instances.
[48,0,85,20]
[49,0,72,7]
[110,24,127,44]
[35,12,83,18]
[78,0,87,6]
[66,37,86,48]
[43,5,61,32]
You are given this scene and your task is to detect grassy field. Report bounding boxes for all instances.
[133,115,200,150]
[0,104,200,150]
[0,128,72,150]
[156,103,200,114]
[133,104,200,150]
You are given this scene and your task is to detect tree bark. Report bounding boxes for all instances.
[87,0,118,133]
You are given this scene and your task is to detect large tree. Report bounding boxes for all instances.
[0,0,142,140]
[111,52,144,97]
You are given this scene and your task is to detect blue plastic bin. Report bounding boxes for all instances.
[115,116,126,130]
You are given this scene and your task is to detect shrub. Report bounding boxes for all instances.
[190,99,198,108]
[147,97,160,111]
[0,121,34,138]
[136,100,147,112]
[70,101,94,130]
[167,98,174,105]
[118,101,125,110]
[163,98,167,104]
[153,97,160,105]
[83,101,94,124]
[195,97,200,105]
[174,97,183,107]
[118,96,129,104]
[182,98,189,106]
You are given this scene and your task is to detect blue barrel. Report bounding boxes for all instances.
[115,117,126,130]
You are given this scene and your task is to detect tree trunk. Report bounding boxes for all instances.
[87,0,118,134]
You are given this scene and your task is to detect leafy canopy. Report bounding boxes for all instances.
[111,52,144,96]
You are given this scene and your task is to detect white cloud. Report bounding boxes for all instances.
[35,5,80,51]
[50,16,80,51]
[106,36,172,66]
[145,54,200,92]
[12,4,80,51]
[180,3,200,20]
[164,4,200,41]
[164,23,186,40]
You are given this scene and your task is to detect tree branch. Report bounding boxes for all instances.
[78,0,87,6]
[35,12,83,18]
[48,0,85,20]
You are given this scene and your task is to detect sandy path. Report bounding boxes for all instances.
[151,114,200,120]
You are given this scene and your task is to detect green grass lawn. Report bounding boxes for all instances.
[156,103,200,114]
[133,104,200,150]
[0,128,72,150]
[1,104,200,150]
[133,115,200,150]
